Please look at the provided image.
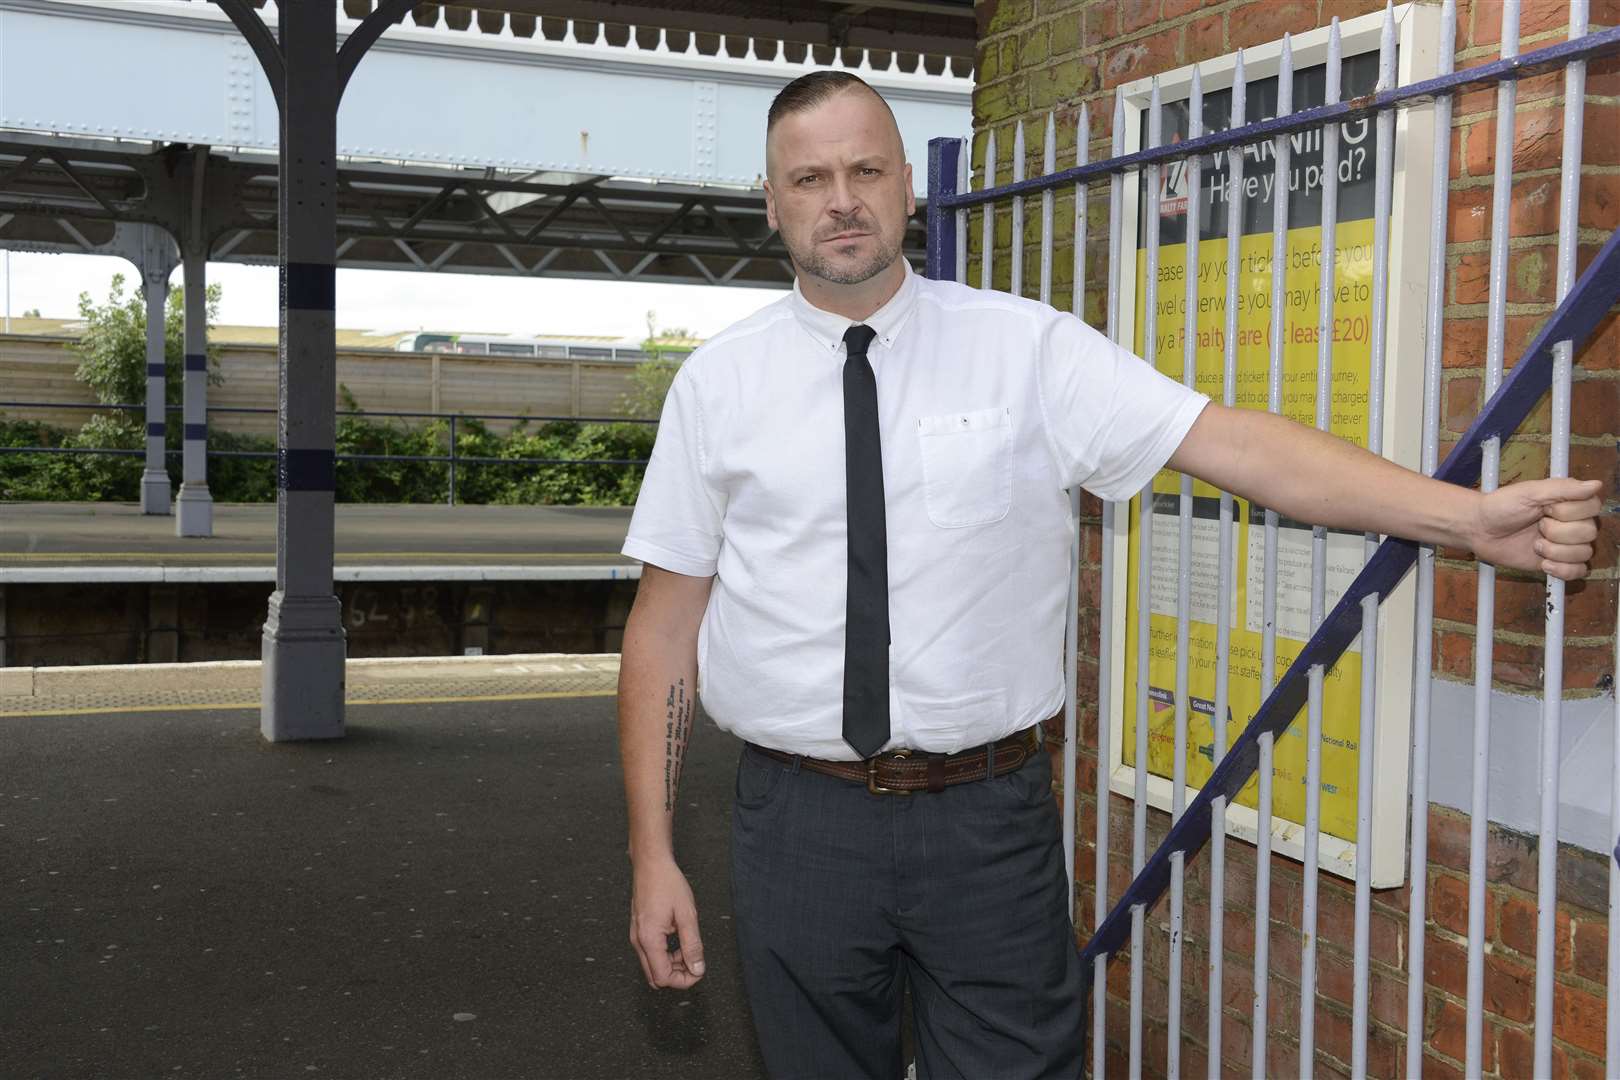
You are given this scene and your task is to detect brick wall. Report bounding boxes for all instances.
[972,0,1620,1075]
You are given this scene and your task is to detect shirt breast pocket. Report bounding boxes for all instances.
[915,406,1013,529]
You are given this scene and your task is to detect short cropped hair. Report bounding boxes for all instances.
[766,71,897,135]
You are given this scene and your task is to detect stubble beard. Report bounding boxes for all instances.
[786,221,903,286]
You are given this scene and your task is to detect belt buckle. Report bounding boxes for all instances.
[866,748,912,796]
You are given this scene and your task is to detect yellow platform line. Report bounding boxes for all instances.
[0,688,616,718]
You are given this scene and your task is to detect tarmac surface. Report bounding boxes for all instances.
[0,692,768,1079]
[0,503,637,570]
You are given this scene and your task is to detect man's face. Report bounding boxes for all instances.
[763,88,916,287]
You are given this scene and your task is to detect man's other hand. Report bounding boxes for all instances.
[629,855,706,989]
[1469,478,1605,580]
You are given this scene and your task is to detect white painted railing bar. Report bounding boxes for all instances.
[982,129,996,292]
[1610,586,1620,1073]
[1130,77,1165,1080]
[1209,49,1244,1080]
[1168,64,1202,1080]
[1012,120,1026,298]
[1351,11,1397,1078]
[1468,1,1519,1070]
[1097,90,1126,1080]
[1254,33,1293,1078]
[1536,2,1588,1073]
[1064,104,1089,927]
[1048,108,1075,920]
[1405,3,1457,1071]
[1299,20,1343,1069]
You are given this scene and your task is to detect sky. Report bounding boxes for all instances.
[0,249,787,343]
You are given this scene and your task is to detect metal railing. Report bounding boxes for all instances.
[926,2,1620,1076]
[0,401,653,506]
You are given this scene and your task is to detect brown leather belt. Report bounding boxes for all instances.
[747,720,1048,796]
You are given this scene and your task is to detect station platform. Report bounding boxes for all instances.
[0,502,640,582]
[0,656,765,1078]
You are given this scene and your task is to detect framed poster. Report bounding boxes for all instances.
[1107,4,1443,886]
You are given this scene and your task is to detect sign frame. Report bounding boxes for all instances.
[1106,3,1443,887]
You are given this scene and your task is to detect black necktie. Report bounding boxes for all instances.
[841,323,889,759]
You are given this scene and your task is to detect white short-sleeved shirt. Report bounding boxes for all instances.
[621,259,1209,760]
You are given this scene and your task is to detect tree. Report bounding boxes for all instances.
[72,273,222,412]
[622,309,695,420]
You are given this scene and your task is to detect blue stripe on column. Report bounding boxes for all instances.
[147,363,166,377]
[278,448,336,492]
[184,353,207,372]
[1077,222,1620,987]
[285,262,336,311]
[184,424,208,441]
[146,422,165,437]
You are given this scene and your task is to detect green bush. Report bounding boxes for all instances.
[0,405,651,505]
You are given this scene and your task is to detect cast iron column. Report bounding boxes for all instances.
[175,246,214,537]
[260,0,345,741]
[137,225,177,515]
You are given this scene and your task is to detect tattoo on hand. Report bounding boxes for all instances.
[663,678,691,813]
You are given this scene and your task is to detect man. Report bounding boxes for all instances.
[616,72,1603,1078]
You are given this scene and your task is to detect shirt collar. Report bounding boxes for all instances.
[789,259,920,354]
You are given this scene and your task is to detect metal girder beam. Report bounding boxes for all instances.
[0,136,926,288]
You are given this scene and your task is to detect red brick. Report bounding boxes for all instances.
[1452,251,1492,305]
[1433,562,1480,625]
[1448,183,1491,244]
[1507,176,1565,239]
[1464,104,1567,177]
[1565,579,1618,638]
[1444,374,1483,435]
[1452,124,1467,180]
[1425,930,1469,997]
[1185,13,1224,63]
[1496,1022,1540,1080]
[1228,0,1317,51]
[1572,915,1608,983]
[1316,946,1355,1009]
[1571,378,1619,439]
[1119,0,1159,35]
[1428,808,1473,873]
[1430,993,1496,1071]
[1440,312,1544,370]
[1470,0,1576,47]
[1429,872,1487,938]
[1554,980,1606,1056]
[1101,29,1183,89]
[1082,2,1117,51]
[1422,1050,1466,1080]
[1583,172,1620,232]
[1161,0,1204,19]
[1484,949,1536,1022]
[1507,242,1559,304]
[1583,101,1620,167]
[1454,70,1563,118]
[1369,961,1410,1030]
[1493,573,1557,636]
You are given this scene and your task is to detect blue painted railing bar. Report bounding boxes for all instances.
[930,24,1620,212]
[1075,220,1620,976]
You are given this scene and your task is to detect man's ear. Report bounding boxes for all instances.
[903,162,915,216]
[763,178,779,231]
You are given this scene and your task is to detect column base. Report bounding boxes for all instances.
[260,591,347,742]
[175,482,214,537]
[140,470,172,515]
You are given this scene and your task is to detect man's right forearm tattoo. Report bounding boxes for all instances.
[663,678,691,813]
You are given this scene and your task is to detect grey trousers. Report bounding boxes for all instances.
[729,741,1086,1080]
